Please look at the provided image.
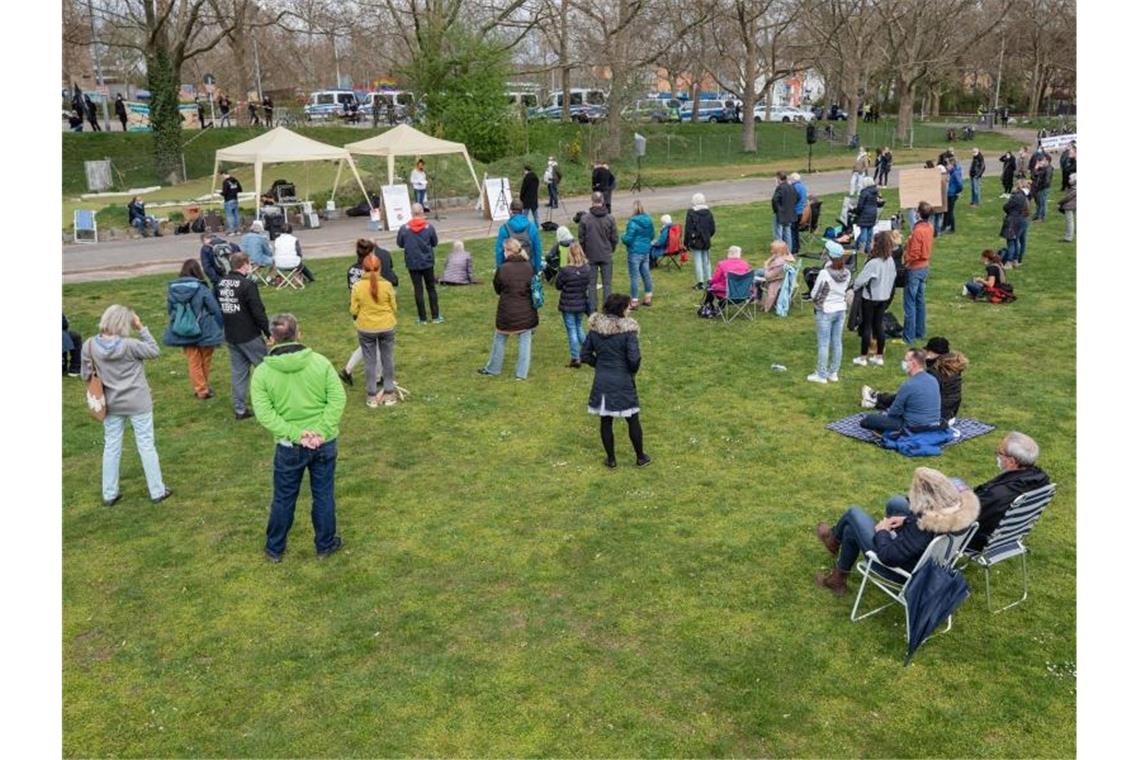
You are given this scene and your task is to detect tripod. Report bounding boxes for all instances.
[630,154,653,193]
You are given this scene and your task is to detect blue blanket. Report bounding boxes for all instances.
[826,413,996,455]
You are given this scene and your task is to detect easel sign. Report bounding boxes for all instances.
[483,177,512,221]
[381,184,413,231]
[898,168,945,212]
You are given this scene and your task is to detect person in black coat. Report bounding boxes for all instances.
[968,432,1051,550]
[83,94,101,131]
[853,177,881,256]
[555,242,592,367]
[114,94,128,131]
[215,252,271,419]
[772,171,799,251]
[592,162,616,212]
[1000,180,1031,266]
[63,314,82,376]
[520,165,540,228]
[581,293,649,468]
[998,151,1016,196]
[968,148,986,206]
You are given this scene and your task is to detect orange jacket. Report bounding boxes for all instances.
[904,221,933,270]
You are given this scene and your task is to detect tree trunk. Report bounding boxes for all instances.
[227,33,251,107]
[148,45,184,184]
[688,79,699,124]
[1027,58,1042,118]
[895,76,913,140]
[559,0,571,122]
[930,84,942,118]
[844,92,858,142]
[740,37,759,153]
[561,69,572,122]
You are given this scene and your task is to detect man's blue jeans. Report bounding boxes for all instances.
[833,506,877,572]
[628,253,652,299]
[931,213,943,237]
[691,249,711,285]
[855,224,873,254]
[547,182,560,208]
[777,222,795,250]
[414,188,427,207]
[1034,189,1050,220]
[266,438,338,557]
[561,311,587,361]
[484,330,533,379]
[859,412,905,435]
[902,267,928,344]
[970,177,982,205]
[814,309,845,376]
[1017,218,1029,262]
[224,198,240,232]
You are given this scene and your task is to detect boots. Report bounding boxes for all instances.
[816,522,840,555]
[815,567,850,595]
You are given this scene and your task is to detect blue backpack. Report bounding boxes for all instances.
[530,273,545,309]
[171,300,202,339]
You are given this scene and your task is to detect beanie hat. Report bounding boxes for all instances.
[824,240,845,259]
[924,337,950,354]
[556,225,574,245]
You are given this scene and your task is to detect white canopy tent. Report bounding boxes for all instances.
[211,127,374,217]
[344,124,482,199]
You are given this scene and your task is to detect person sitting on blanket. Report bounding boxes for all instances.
[814,466,981,594]
[859,347,941,435]
[700,245,753,311]
[876,431,1051,553]
[862,337,966,425]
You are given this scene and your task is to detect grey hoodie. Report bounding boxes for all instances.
[810,265,851,313]
[80,326,161,416]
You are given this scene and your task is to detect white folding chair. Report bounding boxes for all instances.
[961,484,1056,613]
[248,265,274,287]
[272,261,306,290]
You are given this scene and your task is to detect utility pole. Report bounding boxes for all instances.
[86,0,110,130]
[993,35,1006,111]
[252,35,264,102]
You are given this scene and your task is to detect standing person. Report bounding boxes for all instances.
[555,242,592,368]
[199,232,238,290]
[683,192,716,291]
[495,199,543,274]
[850,147,869,195]
[872,147,884,185]
[879,147,893,186]
[248,98,261,126]
[396,203,443,324]
[1000,179,1032,268]
[520,164,541,228]
[851,231,897,367]
[196,98,207,129]
[478,238,538,380]
[1060,141,1076,191]
[544,156,562,208]
[163,259,225,400]
[998,150,1016,196]
[371,95,381,128]
[1059,174,1077,243]
[350,254,399,407]
[1015,144,1030,178]
[127,195,162,237]
[772,171,799,251]
[218,94,232,127]
[807,241,850,384]
[409,159,428,208]
[790,172,808,254]
[339,239,399,385]
[83,93,101,131]
[262,95,274,128]
[1032,154,1054,222]
[220,170,243,235]
[592,161,615,212]
[943,157,963,233]
[902,201,934,346]
[81,305,171,506]
[63,314,83,377]
[853,176,880,257]
[621,200,655,309]
[114,94,128,131]
[251,313,346,562]
[578,191,619,312]
[969,148,986,206]
[581,293,650,469]
[217,253,270,420]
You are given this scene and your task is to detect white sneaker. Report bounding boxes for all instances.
[828,373,840,382]
[962,285,969,296]
[861,385,877,408]
[806,373,828,384]
[852,356,869,366]
[869,355,884,366]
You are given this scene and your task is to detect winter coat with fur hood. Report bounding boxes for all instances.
[581,313,641,413]
[871,481,980,573]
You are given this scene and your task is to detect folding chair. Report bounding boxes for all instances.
[272,261,306,290]
[248,265,274,287]
[798,198,823,251]
[851,523,979,640]
[74,209,98,244]
[660,224,685,270]
[961,484,1056,613]
[720,269,757,322]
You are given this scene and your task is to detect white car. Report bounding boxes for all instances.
[753,105,813,122]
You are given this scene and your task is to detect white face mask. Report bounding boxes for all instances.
[901,360,910,374]
[996,456,1004,471]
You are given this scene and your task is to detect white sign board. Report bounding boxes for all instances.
[484,177,513,221]
[1039,133,1076,152]
[381,184,413,231]
[873,219,893,234]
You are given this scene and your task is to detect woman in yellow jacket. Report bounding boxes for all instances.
[350,254,399,407]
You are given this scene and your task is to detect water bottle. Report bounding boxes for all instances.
[771,364,787,372]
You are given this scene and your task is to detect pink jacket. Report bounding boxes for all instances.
[709,257,753,298]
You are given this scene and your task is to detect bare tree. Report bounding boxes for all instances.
[799,0,880,143]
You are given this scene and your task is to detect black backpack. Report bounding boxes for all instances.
[210,240,234,275]
[883,311,904,338]
[190,217,206,233]
[508,226,533,260]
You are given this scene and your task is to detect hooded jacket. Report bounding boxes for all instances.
[1000,191,1030,240]
[520,170,540,208]
[162,277,225,347]
[217,270,270,345]
[493,255,539,333]
[683,207,716,250]
[240,232,274,267]
[495,213,543,272]
[581,313,641,413]
[555,263,591,313]
[396,217,439,271]
[810,264,851,313]
[250,343,346,444]
[578,206,619,264]
[872,484,980,572]
[80,326,161,416]
[854,184,881,226]
[947,163,964,197]
[621,213,655,257]
[968,465,1052,550]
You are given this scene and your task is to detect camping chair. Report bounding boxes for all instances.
[74,209,98,244]
[248,265,274,287]
[851,523,979,640]
[798,198,823,251]
[721,269,757,323]
[961,484,1057,613]
[271,261,306,290]
[660,224,685,270]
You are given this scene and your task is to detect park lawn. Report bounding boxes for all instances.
[62,176,1075,757]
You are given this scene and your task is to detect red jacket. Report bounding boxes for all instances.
[904,221,933,270]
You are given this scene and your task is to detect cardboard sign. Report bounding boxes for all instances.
[122,102,202,131]
[898,168,944,211]
[483,177,512,221]
[1039,133,1076,152]
[381,184,413,231]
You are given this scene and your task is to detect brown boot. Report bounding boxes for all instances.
[815,568,850,595]
[816,522,840,555]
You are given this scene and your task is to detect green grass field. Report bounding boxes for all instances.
[62,177,1075,757]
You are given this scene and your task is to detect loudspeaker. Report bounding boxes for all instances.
[633,133,646,157]
[806,123,817,145]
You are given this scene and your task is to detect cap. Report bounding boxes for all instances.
[824,240,844,259]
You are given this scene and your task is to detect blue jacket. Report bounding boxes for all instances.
[240,232,274,267]
[793,181,808,215]
[880,427,957,457]
[855,185,880,226]
[396,218,440,271]
[621,213,655,257]
[947,164,964,197]
[162,277,224,347]
[495,214,543,273]
[886,371,942,429]
[650,223,672,256]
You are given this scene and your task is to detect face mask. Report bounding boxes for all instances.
[996,456,1004,471]
[901,361,910,373]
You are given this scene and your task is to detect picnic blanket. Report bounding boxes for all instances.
[826,413,996,455]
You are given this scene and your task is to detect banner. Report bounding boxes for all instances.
[898,168,944,212]
[122,102,203,131]
[381,184,413,231]
[1039,133,1076,152]
[483,177,512,221]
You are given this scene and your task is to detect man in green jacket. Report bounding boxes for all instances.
[251,313,347,562]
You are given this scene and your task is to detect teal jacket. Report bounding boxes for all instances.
[621,213,655,257]
[251,344,346,444]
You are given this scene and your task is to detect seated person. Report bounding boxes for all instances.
[759,239,797,312]
[544,226,575,281]
[240,220,275,268]
[272,223,316,283]
[440,240,479,285]
[649,214,675,264]
[964,248,1014,301]
[127,195,162,237]
[862,337,967,425]
[814,466,980,594]
[199,233,240,288]
[63,313,82,377]
[702,245,753,308]
[859,347,941,434]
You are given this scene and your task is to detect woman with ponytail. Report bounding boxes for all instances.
[349,253,399,407]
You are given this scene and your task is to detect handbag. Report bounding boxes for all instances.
[530,273,545,309]
[83,339,107,421]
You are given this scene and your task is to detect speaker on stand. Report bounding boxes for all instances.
[806,122,817,174]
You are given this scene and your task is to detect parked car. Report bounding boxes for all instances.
[679,99,736,123]
[304,90,360,120]
[534,103,607,123]
[826,104,849,121]
[623,98,681,123]
[753,105,813,122]
[362,90,417,121]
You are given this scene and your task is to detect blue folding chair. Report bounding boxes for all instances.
[721,269,757,322]
[74,209,98,244]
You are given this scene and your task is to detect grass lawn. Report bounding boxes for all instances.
[62,176,1075,757]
